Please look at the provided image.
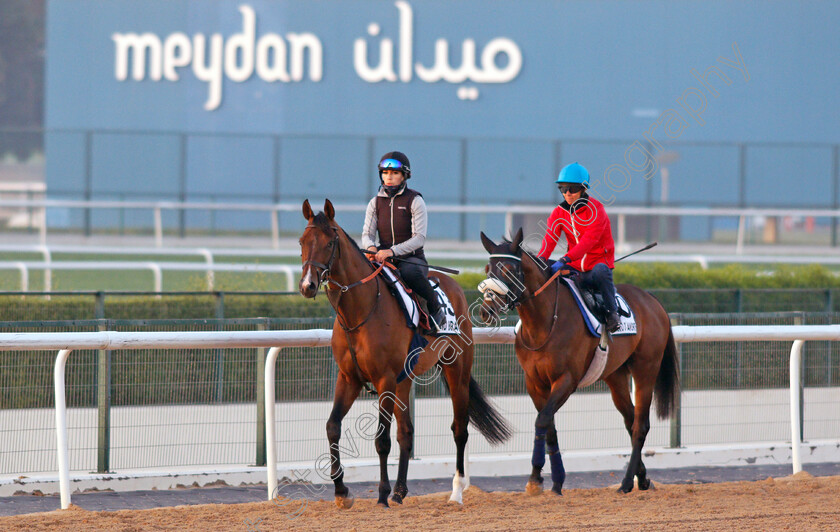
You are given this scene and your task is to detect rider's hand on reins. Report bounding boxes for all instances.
[363,247,395,264]
[374,249,395,263]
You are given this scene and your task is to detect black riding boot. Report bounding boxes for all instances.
[590,264,620,333]
[398,259,446,330]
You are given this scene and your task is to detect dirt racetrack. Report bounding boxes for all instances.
[2,472,838,531]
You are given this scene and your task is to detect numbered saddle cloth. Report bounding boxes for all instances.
[429,278,461,336]
[381,270,460,336]
[562,277,636,338]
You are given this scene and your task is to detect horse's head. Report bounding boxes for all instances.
[476,228,527,324]
[299,199,340,298]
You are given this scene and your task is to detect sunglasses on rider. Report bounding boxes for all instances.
[379,159,406,170]
[558,184,584,194]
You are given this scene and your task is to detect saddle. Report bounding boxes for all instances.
[563,276,636,337]
[378,265,460,336]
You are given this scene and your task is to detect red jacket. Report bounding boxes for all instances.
[537,195,615,272]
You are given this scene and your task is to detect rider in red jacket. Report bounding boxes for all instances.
[538,162,620,332]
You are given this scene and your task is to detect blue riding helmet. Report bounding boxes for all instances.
[555,162,590,188]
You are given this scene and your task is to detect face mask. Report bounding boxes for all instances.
[384,184,404,197]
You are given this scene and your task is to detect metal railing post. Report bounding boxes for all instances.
[265,346,282,501]
[84,132,92,237]
[793,315,804,442]
[154,206,163,247]
[271,208,280,250]
[255,321,267,467]
[55,349,74,509]
[215,292,225,403]
[96,295,111,473]
[669,316,682,448]
[790,340,805,474]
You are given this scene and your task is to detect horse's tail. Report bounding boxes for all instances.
[654,324,681,420]
[440,374,513,445]
[466,377,513,445]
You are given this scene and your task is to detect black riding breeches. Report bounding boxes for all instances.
[578,263,617,314]
[397,259,441,312]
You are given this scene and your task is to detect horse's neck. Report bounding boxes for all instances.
[326,232,379,312]
[518,254,565,328]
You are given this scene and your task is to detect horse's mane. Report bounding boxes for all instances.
[313,211,369,263]
[501,237,551,281]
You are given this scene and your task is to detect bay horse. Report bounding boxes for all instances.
[478,228,679,495]
[298,199,511,508]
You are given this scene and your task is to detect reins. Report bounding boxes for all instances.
[487,253,562,351]
[303,222,390,394]
[518,275,561,352]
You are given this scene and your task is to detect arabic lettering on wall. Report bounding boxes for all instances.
[111,2,524,110]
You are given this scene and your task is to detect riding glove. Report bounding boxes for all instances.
[550,257,570,274]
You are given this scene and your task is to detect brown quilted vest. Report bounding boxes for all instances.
[375,188,423,257]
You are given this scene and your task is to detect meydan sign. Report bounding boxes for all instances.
[112,1,523,110]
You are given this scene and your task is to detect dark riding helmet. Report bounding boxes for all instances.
[378,151,411,180]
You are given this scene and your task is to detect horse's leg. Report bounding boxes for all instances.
[374,379,398,507]
[546,421,565,495]
[443,365,470,504]
[326,372,363,508]
[523,379,547,495]
[616,369,656,494]
[391,380,413,505]
[527,373,575,496]
[604,368,650,492]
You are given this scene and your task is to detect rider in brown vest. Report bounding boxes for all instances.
[362,151,447,331]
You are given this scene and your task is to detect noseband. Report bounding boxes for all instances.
[482,254,527,308]
[482,252,561,352]
[302,226,340,287]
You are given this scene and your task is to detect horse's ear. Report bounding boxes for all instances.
[324,199,335,220]
[302,199,313,220]
[480,231,496,253]
[511,227,524,253]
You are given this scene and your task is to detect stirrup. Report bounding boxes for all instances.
[428,307,446,331]
[605,312,620,333]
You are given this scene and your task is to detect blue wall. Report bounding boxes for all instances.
[44,0,840,238]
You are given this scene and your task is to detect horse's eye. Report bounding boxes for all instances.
[298,239,302,246]
[327,241,334,248]
[484,264,490,274]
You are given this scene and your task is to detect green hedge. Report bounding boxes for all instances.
[0,263,838,321]
[454,263,840,291]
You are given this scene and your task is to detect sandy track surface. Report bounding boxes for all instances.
[2,472,838,531]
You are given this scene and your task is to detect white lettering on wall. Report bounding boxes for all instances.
[112,2,522,109]
[354,1,523,98]
[112,5,323,110]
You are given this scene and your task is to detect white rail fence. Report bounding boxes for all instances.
[0,325,838,509]
[0,260,300,292]
[2,198,838,253]
[2,244,840,294]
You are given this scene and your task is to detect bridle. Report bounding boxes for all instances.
[302,226,341,289]
[483,254,528,308]
[481,252,561,352]
[301,222,386,393]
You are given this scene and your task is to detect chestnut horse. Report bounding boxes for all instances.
[479,228,679,495]
[298,199,511,508]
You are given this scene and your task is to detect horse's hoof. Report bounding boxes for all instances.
[377,500,390,508]
[550,484,563,496]
[617,480,634,494]
[448,491,464,505]
[638,478,653,491]
[335,494,355,509]
[391,493,404,505]
[525,480,544,496]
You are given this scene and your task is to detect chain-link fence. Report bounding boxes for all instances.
[1,312,838,476]
[0,289,838,322]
